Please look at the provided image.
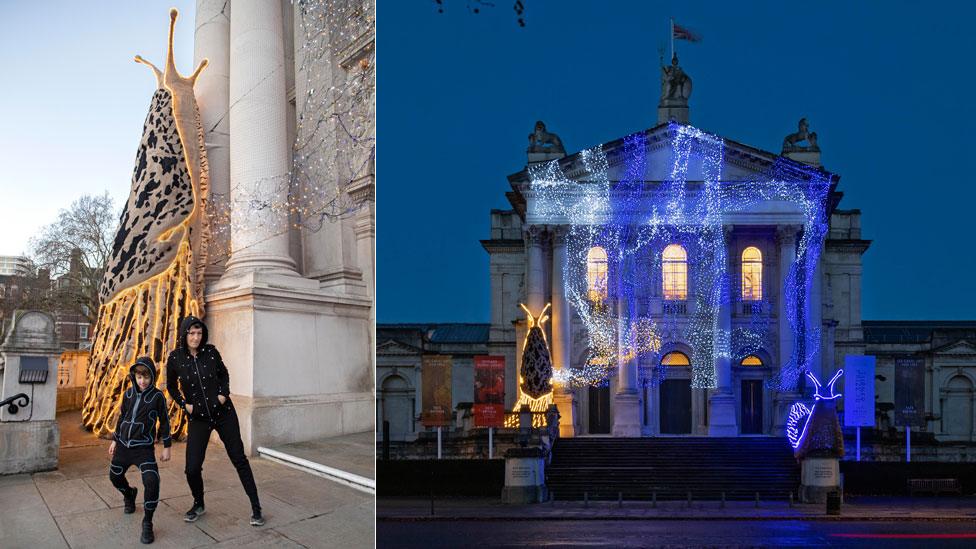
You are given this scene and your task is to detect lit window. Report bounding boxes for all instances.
[741,355,762,366]
[586,246,608,302]
[661,351,690,366]
[662,244,687,300]
[741,246,762,301]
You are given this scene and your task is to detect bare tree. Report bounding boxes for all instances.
[28,192,118,327]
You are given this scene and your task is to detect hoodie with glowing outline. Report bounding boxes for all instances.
[113,356,173,448]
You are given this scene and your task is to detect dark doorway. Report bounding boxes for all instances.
[659,379,692,434]
[741,379,764,434]
[588,384,611,434]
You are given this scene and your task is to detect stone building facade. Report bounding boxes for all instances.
[192,0,374,453]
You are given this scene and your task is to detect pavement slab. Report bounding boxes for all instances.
[269,432,375,481]
[1,410,375,548]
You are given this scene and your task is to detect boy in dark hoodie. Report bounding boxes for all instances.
[166,315,263,526]
[109,356,172,544]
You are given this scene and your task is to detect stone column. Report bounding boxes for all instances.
[613,257,640,436]
[550,226,576,436]
[774,225,800,435]
[525,226,546,315]
[809,257,823,380]
[709,227,738,435]
[194,0,230,283]
[224,0,296,275]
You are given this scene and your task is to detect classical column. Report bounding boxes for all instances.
[550,226,576,436]
[774,225,800,435]
[709,225,738,435]
[224,0,296,275]
[525,226,546,315]
[613,255,640,436]
[194,0,230,283]
[809,257,823,379]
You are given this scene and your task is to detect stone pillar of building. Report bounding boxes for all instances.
[525,226,546,315]
[205,0,373,454]
[809,257,824,380]
[612,259,641,437]
[550,226,576,437]
[194,0,230,283]
[709,228,738,435]
[773,225,800,435]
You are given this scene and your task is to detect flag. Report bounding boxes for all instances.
[672,22,701,43]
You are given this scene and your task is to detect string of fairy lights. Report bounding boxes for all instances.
[528,122,831,392]
[202,0,375,267]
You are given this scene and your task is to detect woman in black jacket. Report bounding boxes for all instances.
[166,315,264,526]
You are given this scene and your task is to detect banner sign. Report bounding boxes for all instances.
[894,357,926,427]
[843,355,876,427]
[421,355,452,427]
[474,355,505,428]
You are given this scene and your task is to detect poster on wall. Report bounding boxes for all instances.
[421,355,452,427]
[474,355,506,427]
[894,356,926,427]
[844,355,876,427]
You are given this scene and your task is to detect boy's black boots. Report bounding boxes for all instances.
[141,518,154,544]
[123,487,138,514]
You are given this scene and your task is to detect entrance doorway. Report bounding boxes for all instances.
[588,384,611,434]
[659,378,692,434]
[741,379,763,434]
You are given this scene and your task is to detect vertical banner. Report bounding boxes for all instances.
[474,355,506,427]
[421,355,453,427]
[894,357,926,427]
[844,355,876,427]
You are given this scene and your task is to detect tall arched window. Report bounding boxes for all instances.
[586,246,608,302]
[662,244,688,300]
[741,246,762,301]
[661,351,690,367]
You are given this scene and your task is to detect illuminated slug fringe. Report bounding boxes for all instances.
[504,304,555,428]
[788,369,845,459]
[83,9,211,439]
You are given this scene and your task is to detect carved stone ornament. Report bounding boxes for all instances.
[782,118,821,154]
[527,121,565,154]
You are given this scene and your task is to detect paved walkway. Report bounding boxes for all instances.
[0,411,374,548]
[378,496,976,522]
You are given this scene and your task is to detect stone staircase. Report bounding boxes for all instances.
[547,437,799,500]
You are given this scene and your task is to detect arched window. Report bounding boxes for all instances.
[586,246,607,301]
[662,244,688,300]
[741,355,763,367]
[741,246,762,301]
[661,351,690,367]
[587,246,608,301]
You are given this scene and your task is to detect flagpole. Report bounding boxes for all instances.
[670,17,674,62]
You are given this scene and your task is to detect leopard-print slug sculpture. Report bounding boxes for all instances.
[83,9,211,439]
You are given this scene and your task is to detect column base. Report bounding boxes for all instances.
[205,272,373,455]
[612,390,641,437]
[708,392,739,436]
[553,389,576,438]
[223,252,298,277]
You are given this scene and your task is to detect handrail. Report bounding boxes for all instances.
[0,393,30,415]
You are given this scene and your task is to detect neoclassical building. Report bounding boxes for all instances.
[193,0,374,453]
[378,58,976,453]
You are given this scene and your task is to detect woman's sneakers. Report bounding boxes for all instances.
[184,502,206,522]
[123,487,138,514]
[250,508,265,526]
[140,520,154,544]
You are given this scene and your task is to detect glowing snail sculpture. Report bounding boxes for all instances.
[83,9,211,439]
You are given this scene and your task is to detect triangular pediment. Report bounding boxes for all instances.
[376,339,421,356]
[933,340,976,356]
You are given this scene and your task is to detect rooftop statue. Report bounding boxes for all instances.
[527,121,565,155]
[782,117,820,153]
[660,54,692,106]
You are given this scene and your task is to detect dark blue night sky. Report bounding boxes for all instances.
[378,0,976,323]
